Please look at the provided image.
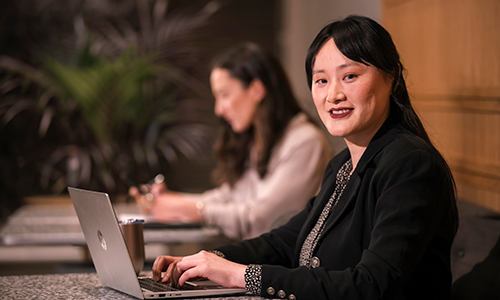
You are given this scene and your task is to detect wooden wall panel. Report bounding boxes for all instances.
[383,0,500,213]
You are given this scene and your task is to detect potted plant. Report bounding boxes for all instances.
[0,0,220,198]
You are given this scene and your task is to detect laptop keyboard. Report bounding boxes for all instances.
[139,278,218,292]
[139,278,177,292]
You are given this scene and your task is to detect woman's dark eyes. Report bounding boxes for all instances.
[315,74,356,84]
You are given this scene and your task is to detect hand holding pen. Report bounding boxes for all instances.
[127,174,166,213]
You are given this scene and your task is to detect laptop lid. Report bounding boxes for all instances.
[69,187,146,299]
[68,187,246,299]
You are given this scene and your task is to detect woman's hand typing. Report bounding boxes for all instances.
[152,251,247,289]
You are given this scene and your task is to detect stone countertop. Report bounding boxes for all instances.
[0,273,267,300]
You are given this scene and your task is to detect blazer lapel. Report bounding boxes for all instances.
[319,170,361,237]
[292,120,401,263]
[318,122,400,241]
[292,149,350,263]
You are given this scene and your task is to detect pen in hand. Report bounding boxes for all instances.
[139,174,165,195]
[120,172,165,205]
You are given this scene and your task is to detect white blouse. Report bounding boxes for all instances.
[183,113,331,240]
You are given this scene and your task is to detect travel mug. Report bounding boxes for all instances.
[119,219,145,275]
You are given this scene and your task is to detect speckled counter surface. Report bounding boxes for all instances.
[0,273,267,300]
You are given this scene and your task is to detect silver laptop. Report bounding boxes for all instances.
[68,187,246,299]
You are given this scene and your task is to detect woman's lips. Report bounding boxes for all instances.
[329,108,352,118]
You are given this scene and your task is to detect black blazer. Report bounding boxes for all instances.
[218,122,458,300]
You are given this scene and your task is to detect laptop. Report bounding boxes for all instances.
[68,187,247,299]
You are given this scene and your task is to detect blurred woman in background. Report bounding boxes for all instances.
[130,42,331,240]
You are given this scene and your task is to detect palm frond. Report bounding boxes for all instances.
[0,0,220,195]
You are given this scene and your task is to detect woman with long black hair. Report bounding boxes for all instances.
[150,16,458,300]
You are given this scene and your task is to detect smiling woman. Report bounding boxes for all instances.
[148,15,458,300]
[311,39,393,169]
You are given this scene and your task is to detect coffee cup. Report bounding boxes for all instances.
[119,219,145,275]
